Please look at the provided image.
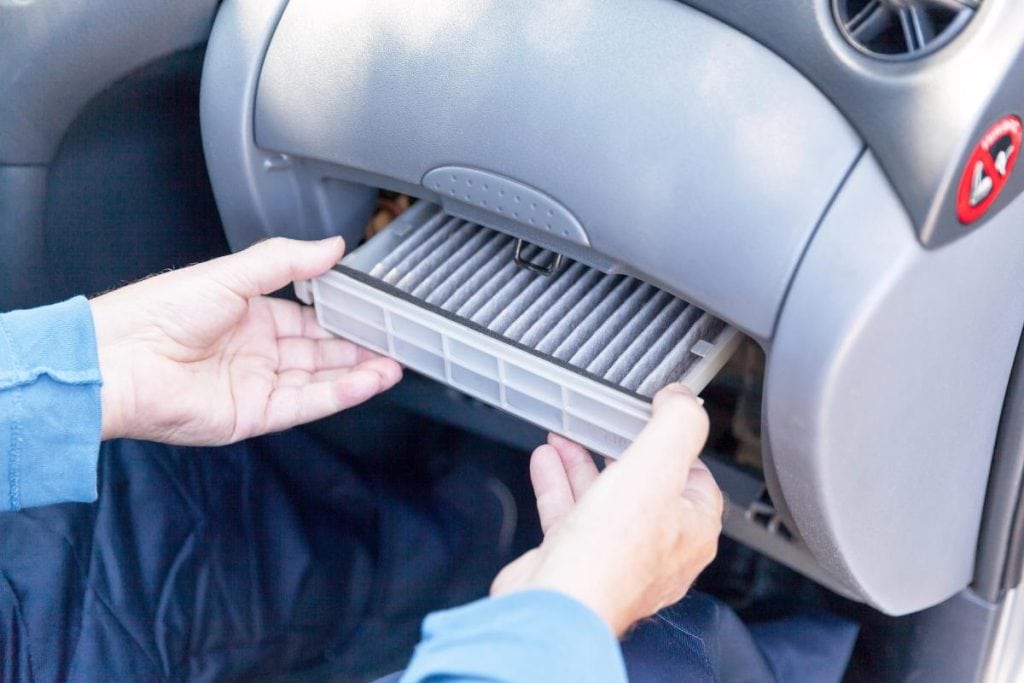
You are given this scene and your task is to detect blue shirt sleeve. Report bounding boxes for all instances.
[400,590,627,683]
[0,296,102,511]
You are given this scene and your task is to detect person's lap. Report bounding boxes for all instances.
[619,592,858,683]
[0,430,508,680]
[0,431,857,682]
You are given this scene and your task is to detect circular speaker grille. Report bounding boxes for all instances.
[833,0,978,59]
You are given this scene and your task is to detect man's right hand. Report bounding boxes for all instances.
[91,237,402,446]
[490,384,723,636]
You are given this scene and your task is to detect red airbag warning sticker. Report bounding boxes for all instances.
[957,115,1022,225]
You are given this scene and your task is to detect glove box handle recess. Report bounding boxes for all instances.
[299,201,742,458]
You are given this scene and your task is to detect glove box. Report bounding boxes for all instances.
[201,0,1024,617]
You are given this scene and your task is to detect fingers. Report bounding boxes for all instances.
[276,366,372,388]
[276,337,379,373]
[344,357,403,390]
[531,445,576,534]
[212,236,347,299]
[676,460,725,576]
[547,433,599,499]
[262,357,402,433]
[531,435,602,533]
[621,384,709,488]
[267,299,336,340]
[491,548,541,597]
[681,460,725,521]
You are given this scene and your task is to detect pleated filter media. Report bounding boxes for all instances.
[304,201,741,456]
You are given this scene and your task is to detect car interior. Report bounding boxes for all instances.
[4,0,1024,680]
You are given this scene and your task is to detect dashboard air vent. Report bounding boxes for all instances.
[833,0,978,59]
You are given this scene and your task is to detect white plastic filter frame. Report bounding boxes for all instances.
[301,261,742,460]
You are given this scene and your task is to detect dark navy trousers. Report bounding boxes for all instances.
[0,433,856,681]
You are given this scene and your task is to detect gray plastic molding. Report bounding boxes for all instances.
[678,0,1024,248]
[768,151,1024,615]
[242,0,863,339]
[0,167,49,309]
[0,0,217,164]
[200,0,379,253]
[852,589,1002,682]
[974,327,1024,602]
[705,455,860,601]
[0,0,217,308]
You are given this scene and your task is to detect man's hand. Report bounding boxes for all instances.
[491,385,723,636]
[90,237,402,445]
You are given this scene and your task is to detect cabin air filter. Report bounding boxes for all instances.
[302,201,741,456]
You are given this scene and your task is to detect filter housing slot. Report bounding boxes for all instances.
[304,201,741,457]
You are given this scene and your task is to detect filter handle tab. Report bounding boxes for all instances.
[513,239,564,276]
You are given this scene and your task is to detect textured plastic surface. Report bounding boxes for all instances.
[422,167,590,248]
[850,590,1001,682]
[678,0,1024,247]
[307,205,740,458]
[0,0,217,164]
[0,168,49,310]
[200,0,378,253]
[250,0,862,338]
[975,329,1024,602]
[768,152,1024,615]
[0,0,216,309]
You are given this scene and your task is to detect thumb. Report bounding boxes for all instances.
[619,384,709,488]
[491,548,541,597]
[682,459,725,520]
[210,236,346,298]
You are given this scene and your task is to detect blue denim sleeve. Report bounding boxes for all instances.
[400,590,627,683]
[0,297,102,511]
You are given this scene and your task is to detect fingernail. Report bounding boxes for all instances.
[666,383,696,398]
[388,364,404,385]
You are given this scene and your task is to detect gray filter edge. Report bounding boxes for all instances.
[343,202,727,399]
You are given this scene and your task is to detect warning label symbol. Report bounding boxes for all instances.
[957,115,1022,225]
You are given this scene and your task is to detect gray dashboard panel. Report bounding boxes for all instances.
[0,167,49,309]
[0,0,218,165]
[202,0,1022,614]
[200,0,379,255]
[249,0,862,339]
[677,0,1024,248]
[767,151,1024,615]
[0,0,218,308]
